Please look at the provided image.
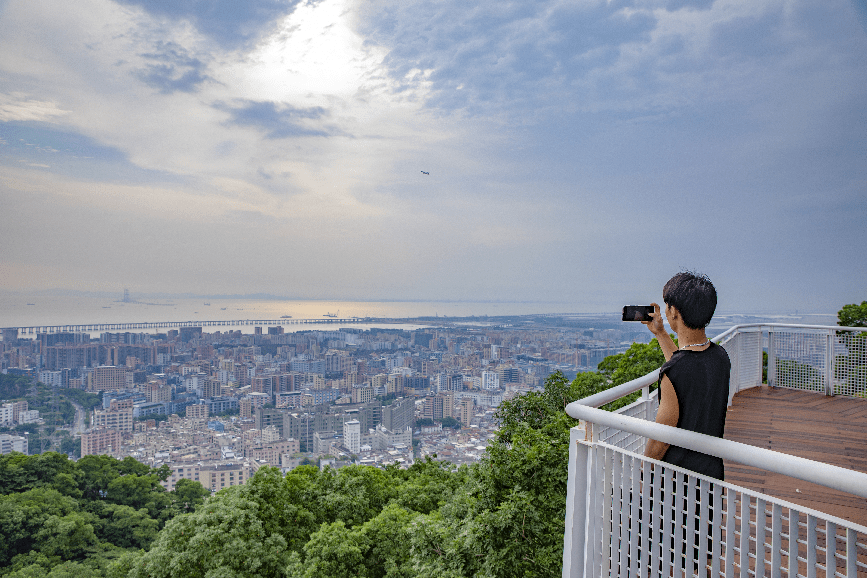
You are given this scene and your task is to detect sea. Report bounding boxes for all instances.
[0,293,840,337]
[0,294,589,335]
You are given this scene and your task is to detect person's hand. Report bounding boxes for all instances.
[642,302,666,336]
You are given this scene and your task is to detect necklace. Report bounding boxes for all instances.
[680,339,710,349]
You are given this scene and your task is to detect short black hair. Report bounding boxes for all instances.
[662,271,717,330]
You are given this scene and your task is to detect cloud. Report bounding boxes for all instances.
[0,92,70,122]
[135,41,213,93]
[215,99,344,138]
[357,0,658,116]
[666,0,715,11]
[112,0,304,50]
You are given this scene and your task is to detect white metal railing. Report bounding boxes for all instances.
[562,324,867,577]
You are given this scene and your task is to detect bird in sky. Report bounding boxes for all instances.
[420,171,429,175]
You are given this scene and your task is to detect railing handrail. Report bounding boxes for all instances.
[569,369,660,409]
[713,322,867,337]
[566,322,866,409]
[567,403,867,500]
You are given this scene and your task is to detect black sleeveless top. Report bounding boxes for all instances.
[658,342,731,480]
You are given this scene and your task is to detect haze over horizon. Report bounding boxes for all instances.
[1,0,865,314]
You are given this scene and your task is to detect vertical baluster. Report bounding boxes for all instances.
[672,471,685,577]
[787,510,798,578]
[684,475,697,576]
[710,483,722,577]
[651,463,663,576]
[756,499,767,578]
[639,459,652,576]
[845,528,856,578]
[725,488,737,578]
[591,444,605,576]
[806,515,816,578]
[698,479,710,569]
[662,468,674,578]
[739,494,750,578]
[612,451,624,577]
[826,522,836,578]
[602,448,614,577]
[629,455,641,577]
[771,503,782,578]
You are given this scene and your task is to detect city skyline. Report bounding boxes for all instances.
[1,0,866,314]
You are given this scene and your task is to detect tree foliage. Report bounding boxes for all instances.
[838,301,867,328]
[0,452,209,577]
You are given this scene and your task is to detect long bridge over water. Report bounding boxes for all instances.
[7,317,377,335]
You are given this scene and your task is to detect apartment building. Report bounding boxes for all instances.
[0,433,27,454]
[161,460,255,492]
[81,428,122,457]
[87,366,128,392]
[459,398,475,426]
[186,404,209,419]
[92,399,134,432]
[246,439,300,466]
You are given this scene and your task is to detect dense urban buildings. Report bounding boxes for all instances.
[1,316,640,488]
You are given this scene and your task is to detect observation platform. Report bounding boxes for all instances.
[724,386,867,526]
[563,323,867,577]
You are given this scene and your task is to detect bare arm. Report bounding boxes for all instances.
[644,373,679,460]
[643,302,677,361]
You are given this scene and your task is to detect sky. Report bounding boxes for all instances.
[0,0,865,313]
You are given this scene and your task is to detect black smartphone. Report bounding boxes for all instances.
[622,305,654,322]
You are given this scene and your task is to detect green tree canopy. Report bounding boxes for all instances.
[838,301,867,328]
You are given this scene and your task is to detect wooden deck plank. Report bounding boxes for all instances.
[723,386,867,527]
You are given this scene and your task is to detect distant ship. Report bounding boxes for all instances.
[204,302,211,306]
[324,310,339,318]
[280,315,292,319]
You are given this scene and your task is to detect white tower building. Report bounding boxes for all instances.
[343,419,361,454]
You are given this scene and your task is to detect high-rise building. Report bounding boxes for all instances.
[352,385,374,404]
[92,400,134,432]
[423,396,443,421]
[81,428,122,457]
[460,398,475,426]
[202,378,223,399]
[239,398,252,419]
[440,392,455,419]
[382,397,414,431]
[343,419,361,454]
[186,404,209,419]
[178,327,202,342]
[87,366,128,392]
[481,371,500,390]
[497,366,521,384]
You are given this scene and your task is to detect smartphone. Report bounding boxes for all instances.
[622,305,654,322]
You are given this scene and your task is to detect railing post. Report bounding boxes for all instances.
[767,329,776,387]
[563,425,593,578]
[825,331,835,396]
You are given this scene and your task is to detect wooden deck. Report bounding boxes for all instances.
[723,385,867,526]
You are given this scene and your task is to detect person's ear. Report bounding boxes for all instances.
[667,305,681,326]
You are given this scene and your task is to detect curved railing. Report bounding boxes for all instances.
[562,323,867,578]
